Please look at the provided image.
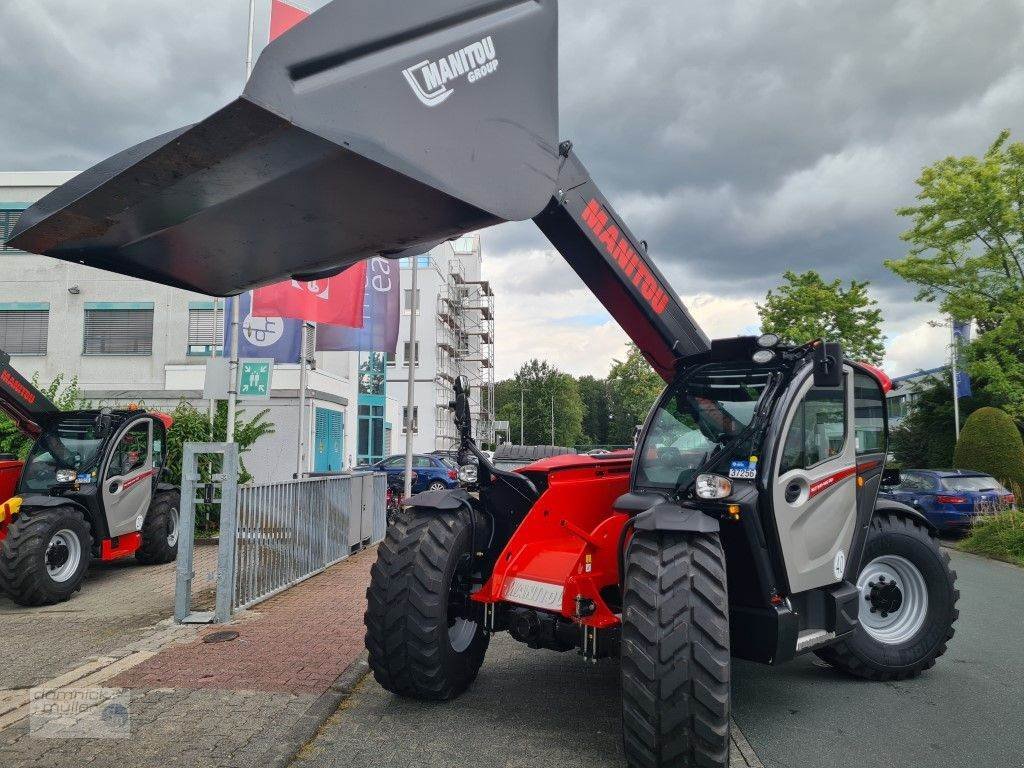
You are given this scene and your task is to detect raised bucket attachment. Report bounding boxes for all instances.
[10,0,559,296]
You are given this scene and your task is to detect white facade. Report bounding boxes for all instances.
[385,236,495,454]
[0,172,362,482]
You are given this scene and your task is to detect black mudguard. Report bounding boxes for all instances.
[874,497,937,534]
[16,495,107,544]
[404,487,474,512]
[633,502,720,533]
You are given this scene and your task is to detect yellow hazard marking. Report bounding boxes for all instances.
[0,496,23,524]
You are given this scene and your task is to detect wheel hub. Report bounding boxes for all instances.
[46,541,70,571]
[856,554,928,645]
[865,576,903,617]
[45,529,83,583]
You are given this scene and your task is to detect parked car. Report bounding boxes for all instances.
[372,454,459,493]
[880,469,1015,534]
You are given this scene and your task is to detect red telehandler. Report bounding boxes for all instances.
[0,351,180,605]
[9,1,958,764]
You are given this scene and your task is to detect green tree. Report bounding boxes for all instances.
[889,376,989,468]
[494,360,584,447]
[756,270,885,363]
[606,344,663,446]
[164,400,275,487]
[0,373,90,458]
[577,375,611,446]
[953,407,1024,487]
[887,131,1024,331]
[964,305,1024,421]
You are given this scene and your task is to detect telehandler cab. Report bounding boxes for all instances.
[9,0,958,764]
[0,352,180,606]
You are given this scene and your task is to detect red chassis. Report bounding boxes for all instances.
[472,453,633,632]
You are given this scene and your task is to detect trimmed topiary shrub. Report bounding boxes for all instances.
[952,407,1024,487]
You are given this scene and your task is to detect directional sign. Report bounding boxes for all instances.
[238,358,273,400]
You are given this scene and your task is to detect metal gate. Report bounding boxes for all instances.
[175,442,385,624]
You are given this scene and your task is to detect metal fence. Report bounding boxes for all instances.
[174,441,386,624]
[232,472,386,611]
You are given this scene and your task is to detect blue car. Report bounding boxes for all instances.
[372,454,460,493]
[880,469,1014,534]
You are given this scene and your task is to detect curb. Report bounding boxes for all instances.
[259,651,371,768]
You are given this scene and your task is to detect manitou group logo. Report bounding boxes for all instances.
[580,199,670,315]
[402,36,499,107]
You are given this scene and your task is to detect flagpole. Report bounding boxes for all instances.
[403,257,419,498]
[228,2,257,445]
[209,298,219,429]
[951,320,961,438]
[296,322,310,477]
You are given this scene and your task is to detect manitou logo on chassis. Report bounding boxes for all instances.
[402,36,499,107]
[580,199,670,315]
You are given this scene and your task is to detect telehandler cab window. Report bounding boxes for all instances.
[637,365,773,489]
[853,371,885,454]
[20,416,105,491]
[779,383,847,474]
[106,421,149,479]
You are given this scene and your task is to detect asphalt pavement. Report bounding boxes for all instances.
[297,548,1023,768]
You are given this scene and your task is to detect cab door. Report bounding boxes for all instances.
[771,367,858,593]
[102,418,154,537]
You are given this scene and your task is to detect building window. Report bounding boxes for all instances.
[398,256,430,269]
[0,303,48,355]
[452,236,478,254]
[0,207,26,253]
[83,303,154,355]
[403,288,420,315]
[403,405,419,433]
[385,352,396,366]
[403,341,420,366]
[186,304,224,356]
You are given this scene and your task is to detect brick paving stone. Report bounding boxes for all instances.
[112,545,376,694]
[0,544,219,690]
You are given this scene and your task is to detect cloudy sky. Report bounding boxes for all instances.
[2,0,1023,379]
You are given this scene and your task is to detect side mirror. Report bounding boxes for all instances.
[812,342,844,388]
[881,468,901,488]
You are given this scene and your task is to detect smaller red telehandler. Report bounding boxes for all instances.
[0,351,180,606]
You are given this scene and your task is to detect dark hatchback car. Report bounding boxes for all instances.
[880,469,1015,534]
[372,454,459,493]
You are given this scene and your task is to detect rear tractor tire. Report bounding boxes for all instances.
[136,490,181,565]
[621,530,731,768]
[815,512,958,680]
[0,505,92,606]
[365,506,489,700]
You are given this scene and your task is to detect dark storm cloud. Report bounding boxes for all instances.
[2,0,1022,298]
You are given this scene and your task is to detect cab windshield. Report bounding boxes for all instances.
[20,415,106,492]
[636,364,776,490]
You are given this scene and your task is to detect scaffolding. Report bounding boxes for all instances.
[434,235,496,449]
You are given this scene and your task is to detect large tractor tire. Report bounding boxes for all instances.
[365,507,489,700]
[815,512,958,680]
[0,505,92,606]
[136,490,181,565]
[621,530,731,768]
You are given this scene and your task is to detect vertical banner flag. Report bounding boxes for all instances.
[317,257,401,353]
[251,261,368,327]
[224,292,303,363]
[952,320,972,398]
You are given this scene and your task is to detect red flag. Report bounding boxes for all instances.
[270,0,310,42]
[252,262,368,327]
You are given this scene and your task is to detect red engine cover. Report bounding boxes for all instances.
[0,459,24,502]
[474,453,633,628]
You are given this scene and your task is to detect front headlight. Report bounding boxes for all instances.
[56,469,77,484]
[458,464,478,484]
[695,474,732,499]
